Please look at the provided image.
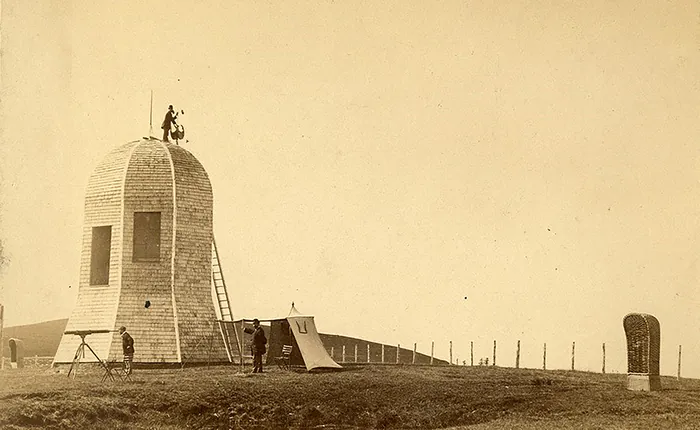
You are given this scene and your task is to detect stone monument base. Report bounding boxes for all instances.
[627,373,661,391]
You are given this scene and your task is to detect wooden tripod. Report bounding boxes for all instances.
[66,331,114,381]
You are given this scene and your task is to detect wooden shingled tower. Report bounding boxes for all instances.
[53,139,230,365]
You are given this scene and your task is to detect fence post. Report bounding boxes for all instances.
[493,340,497,366]
[367,344,370,363]
[342,345,346,363]
[602,343,606,374]
[331,346,334,360]
[678,345,682,380]
[430,341,434,365]
[381,344,385,364]
[543,343,547,370]
[450,341,453,365]
[396,344,400,364]
[0,304,4,370]
[516,340,520,369]
[354,344,358,363]
[571,342,575,371]
[412,343,417,364]
[470,341,474,366]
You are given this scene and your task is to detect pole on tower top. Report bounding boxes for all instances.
[149,90,154,138]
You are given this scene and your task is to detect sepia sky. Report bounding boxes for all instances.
[1,0,699,376]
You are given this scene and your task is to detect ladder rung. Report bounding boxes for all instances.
[212,239,234,325]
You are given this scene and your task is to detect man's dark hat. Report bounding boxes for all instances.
[253,318,259,324]
[168,105,173,109]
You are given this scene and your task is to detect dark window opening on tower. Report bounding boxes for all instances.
[90,226,112,285]
[133,212,161,261]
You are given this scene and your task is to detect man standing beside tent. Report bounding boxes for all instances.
[251,319,267,373]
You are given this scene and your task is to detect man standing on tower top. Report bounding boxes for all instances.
[161,105,177,142]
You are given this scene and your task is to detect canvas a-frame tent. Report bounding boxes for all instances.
[223,305,341,371]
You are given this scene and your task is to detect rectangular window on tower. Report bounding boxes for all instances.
[133,212,161,261]
[90,226,112,285]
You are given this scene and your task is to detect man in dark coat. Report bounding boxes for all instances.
[161,105,177,142]
[119,326,134,375]
[251,319,267,373]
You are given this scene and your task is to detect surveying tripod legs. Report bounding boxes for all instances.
[67,339,115,382]
[82,342,115,382]
[68,343,85,378]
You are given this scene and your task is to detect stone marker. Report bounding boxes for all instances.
[623,313,661,391]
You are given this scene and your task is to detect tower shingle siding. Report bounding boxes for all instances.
[54,140,229,364]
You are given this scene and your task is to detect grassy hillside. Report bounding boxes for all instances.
[1,364,699,429]
[2,318,447,364]
[319,333,449,365]
[1,319,67,357]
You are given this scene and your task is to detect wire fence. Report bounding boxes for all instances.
[325,339,690,380]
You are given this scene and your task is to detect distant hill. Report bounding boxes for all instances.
[1,318,448,364]
[1,318,68,357]
[318,333,449,365]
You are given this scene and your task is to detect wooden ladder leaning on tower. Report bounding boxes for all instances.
[212,237,244,370]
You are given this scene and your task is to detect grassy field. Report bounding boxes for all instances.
[1,364,700,429]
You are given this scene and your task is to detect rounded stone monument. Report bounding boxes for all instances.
[9,338,24,369]
[623,313,661,391]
